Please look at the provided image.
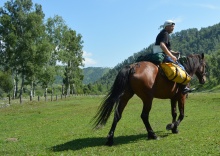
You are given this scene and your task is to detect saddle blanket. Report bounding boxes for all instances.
[160,62,191,85]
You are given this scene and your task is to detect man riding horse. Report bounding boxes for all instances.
[93,20,206,145]
[154,20,193,94]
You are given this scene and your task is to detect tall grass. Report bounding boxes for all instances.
[0,93,219,155]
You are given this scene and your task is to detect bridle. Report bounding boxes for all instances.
[196,57,206,77]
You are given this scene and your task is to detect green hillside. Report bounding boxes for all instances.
[54,67,111,85]
[83,67,110,84]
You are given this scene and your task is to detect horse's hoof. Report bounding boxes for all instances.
[148,135,158,140]
[172,129,179,134]
[148,131,158,140]
[105,137,114,146]
[105,140,113,146]
[166,123,174,131]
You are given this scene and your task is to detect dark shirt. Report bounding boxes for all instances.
[155,29,171,50]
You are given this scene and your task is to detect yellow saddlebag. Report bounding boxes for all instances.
[160,63,191,85]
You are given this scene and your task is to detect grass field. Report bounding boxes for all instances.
[0,93,219,155]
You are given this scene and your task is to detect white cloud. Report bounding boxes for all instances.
[83,51,92,57]
[83,51,97,67]
[173,17,184,24]
[197,4,220,10]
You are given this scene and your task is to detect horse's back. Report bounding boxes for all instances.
[129,61,178,99]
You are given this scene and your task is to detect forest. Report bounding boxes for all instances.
[1,0,220,98]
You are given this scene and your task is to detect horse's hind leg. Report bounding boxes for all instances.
[141,97,158,140]
[106,89,134,146]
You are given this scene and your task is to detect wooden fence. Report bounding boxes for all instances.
[0,93,101,108]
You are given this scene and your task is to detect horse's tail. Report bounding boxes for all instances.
[93,65,132,129]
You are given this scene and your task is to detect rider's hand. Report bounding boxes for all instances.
[171,55,177,62]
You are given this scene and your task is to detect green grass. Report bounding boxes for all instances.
[0,94,219,155]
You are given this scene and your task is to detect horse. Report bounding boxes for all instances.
[93,53,206,146]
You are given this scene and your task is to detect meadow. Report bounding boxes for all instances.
[0,93,219,155]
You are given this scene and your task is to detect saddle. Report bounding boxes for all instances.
[136,52,165,65]
[136,52,191,85]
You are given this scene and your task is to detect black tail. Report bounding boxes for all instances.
[93,65,131,128]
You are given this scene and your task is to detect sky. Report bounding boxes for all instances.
[1,0,220,68]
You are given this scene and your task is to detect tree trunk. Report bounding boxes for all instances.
[19,75,25,98]
[67,83,70,96]
[62,84,64,95]
[44,87,47,101]
[14,72,19,98]
[30,81,33,100]
[13,79,16,99]
[72,84,76,94]
[15,78,18,98]
[33,82,35,97]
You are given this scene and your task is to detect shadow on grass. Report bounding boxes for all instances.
[50,131,170,152]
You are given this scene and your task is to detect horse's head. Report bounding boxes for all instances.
[195,53,206,84]
[182,53,207,84]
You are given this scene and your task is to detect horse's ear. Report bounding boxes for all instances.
[201,53,204,59]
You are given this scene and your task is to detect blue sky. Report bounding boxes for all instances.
[1,0,220,68]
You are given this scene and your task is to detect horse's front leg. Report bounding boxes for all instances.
[166,98,178,133]
[174,97,185,131]
[167,96,185,133]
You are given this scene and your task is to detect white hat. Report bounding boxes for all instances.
[159,20,175,29]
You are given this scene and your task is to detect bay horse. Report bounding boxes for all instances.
[93,53,206,146]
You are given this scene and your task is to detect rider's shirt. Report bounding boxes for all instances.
[155,29,171,51]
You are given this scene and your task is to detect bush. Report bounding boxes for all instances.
[0,71,13,96]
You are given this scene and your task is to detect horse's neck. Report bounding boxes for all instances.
[184,57,198,76]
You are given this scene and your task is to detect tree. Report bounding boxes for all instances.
[209,50,220,84]
[45,16,84,95]
[0,0,52,98]
[38,65,56,99]
[46,16,69,95]
[45,15,68,66]
[60,29,84,95]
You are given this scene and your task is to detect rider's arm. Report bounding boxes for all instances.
[160,42,177,62]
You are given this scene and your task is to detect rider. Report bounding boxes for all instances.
[153,20,193,94]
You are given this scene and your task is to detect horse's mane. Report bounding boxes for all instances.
[179,54,201,76]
